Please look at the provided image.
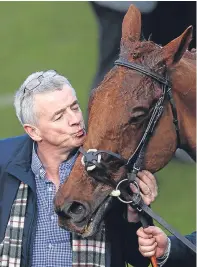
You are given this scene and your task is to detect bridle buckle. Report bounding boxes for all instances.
[81,149,101,171]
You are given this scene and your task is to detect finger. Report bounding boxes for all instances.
[136,175,154,195]
[140,170,157,189]
[130,183,138,194]
[139,242,157,254]
[137,226,159,238]
[143,226,165,237]
[140,192,154,206]
[137,227,153,239]
[135,177,152,196]
[141,170,156,181]
[139,248,156,258]
[143,173,158,196]
[138,237,156,246]
[137,173,158,198]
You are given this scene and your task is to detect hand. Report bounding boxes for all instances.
[127,170,158,222]
[135,170,158,205]
[137,226,168,258]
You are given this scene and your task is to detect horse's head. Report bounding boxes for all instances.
[54,5,194,236]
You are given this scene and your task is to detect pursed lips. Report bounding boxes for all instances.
[73,129,86,137]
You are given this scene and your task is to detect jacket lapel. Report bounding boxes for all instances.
[5,135,36,193]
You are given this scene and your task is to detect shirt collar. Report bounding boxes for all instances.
[31,142,79,180]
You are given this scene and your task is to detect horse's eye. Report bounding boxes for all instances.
[129,113,146,124]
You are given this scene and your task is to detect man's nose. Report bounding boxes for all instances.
[68,111,81,126]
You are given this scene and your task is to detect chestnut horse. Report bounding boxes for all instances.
[54,5,196,239]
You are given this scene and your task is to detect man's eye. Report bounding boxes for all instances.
[55,114,63,121]
[72,105,79,110]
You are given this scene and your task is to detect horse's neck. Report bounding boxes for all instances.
[172,58,196,160]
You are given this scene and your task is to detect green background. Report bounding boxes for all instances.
[0,2,195,265]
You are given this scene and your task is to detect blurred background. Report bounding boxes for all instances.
[0,1,195,263]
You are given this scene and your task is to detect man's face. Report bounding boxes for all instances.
[33,85,85,151]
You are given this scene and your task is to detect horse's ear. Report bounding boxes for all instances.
[162,26,193,66]
[121,5,141,43]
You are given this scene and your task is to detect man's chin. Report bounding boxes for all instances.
[78,133,86,140]
[74,135,86,146]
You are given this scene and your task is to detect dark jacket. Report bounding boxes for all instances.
[166,232,196,267]
[0,135,149,267]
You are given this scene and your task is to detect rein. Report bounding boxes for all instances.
[79,59,196,265]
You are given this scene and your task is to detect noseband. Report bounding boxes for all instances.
[79,59,196,254]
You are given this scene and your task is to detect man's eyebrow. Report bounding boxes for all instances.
[70,100,79,107]
[51,100,79,119]
[51,108,66,119]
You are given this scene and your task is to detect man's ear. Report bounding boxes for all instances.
[23,124,42,142]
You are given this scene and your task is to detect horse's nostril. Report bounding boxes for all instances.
[56,201,89,223]
[55,205,71,219]
[68,201,85,215]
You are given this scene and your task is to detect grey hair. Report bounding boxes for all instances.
[14,70,75,125]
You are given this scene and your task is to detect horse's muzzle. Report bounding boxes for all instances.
[54,197,90,225]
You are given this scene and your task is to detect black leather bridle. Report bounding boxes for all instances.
[79,59,196,254]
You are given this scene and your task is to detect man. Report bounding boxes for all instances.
[137,226,196,266]
[0,70,157,267]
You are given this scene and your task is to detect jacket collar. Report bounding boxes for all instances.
[6,135,36,192]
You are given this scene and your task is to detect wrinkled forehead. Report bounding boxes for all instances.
[34,85,77,115]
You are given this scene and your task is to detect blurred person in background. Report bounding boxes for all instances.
[89,1,196,163]
[90,1,196,89]
[137,226,196,266]
[90,1,158,89]
[0,70,158,267]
